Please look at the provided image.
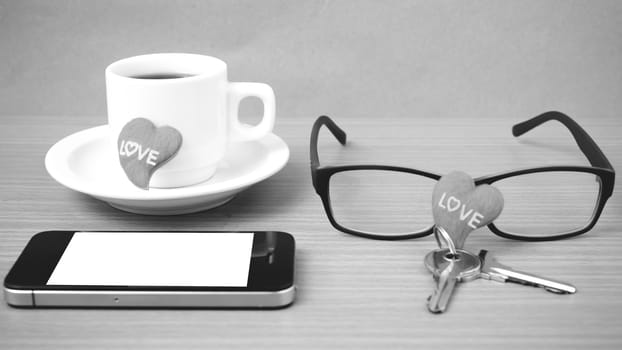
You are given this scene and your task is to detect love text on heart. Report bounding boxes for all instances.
[437,192,484,229]
[119,140,160,166]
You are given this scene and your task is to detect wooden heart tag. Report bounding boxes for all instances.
[432,171,504,249]
[117,118,183,190]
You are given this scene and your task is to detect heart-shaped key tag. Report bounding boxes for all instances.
[432,171,504,249]
[117,118,183,190]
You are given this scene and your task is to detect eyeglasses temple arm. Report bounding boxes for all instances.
[512,111,613,170]
[310,115,347,169]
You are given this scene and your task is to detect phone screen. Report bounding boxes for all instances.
[46,232,254,287]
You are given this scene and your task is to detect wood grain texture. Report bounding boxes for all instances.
[0,114,621,349]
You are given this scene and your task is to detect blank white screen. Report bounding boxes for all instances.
[47,232,254,287]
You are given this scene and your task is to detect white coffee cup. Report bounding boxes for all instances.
[105,53,275,188]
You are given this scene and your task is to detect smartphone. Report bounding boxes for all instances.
[4,231,295,308]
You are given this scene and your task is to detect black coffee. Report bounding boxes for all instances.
[129,73,195,79]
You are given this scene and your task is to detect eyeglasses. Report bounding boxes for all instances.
[310,111,615,241]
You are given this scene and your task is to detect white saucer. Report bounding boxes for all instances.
[45,126,289,215]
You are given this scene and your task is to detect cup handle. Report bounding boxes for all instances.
[228,82,275,142]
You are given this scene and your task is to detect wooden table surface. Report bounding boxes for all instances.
[0,114,620,349]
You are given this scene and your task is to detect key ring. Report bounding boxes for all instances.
[434,226,458,257]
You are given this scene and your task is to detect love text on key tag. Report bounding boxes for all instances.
[118,118,183,189]
[432,171,504,249]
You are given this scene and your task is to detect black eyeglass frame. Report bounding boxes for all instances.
[310,111,615,241]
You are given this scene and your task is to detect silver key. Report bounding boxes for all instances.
[478,250,576,294]
[425,249,481,313]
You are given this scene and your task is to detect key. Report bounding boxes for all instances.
[425,249,481,313]
[478,250,576,294]
[427,258,456,314]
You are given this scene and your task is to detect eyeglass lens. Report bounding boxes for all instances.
[493,171,601,237]
[328,170,435,237]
